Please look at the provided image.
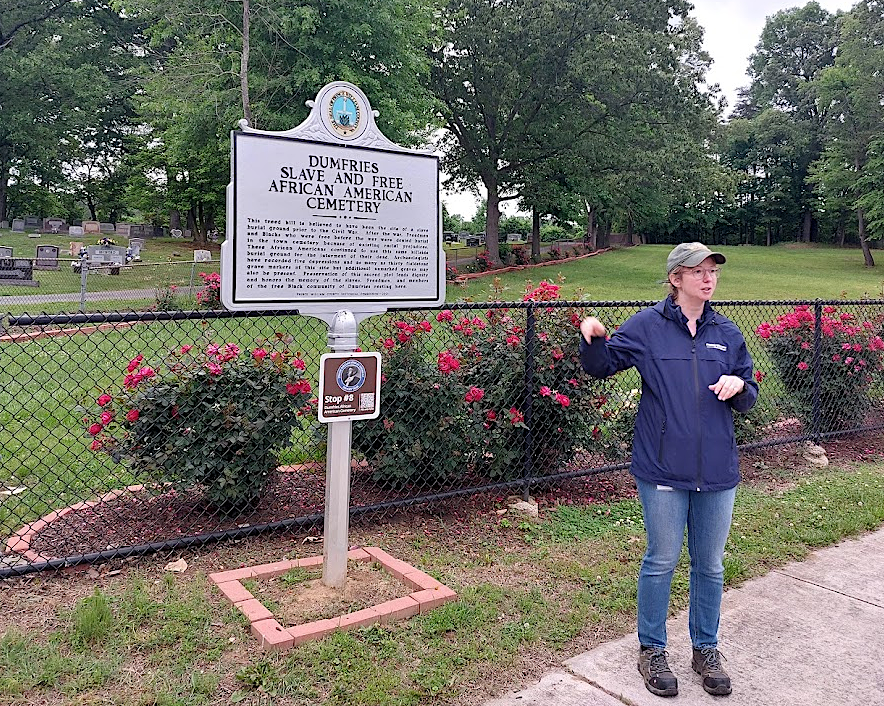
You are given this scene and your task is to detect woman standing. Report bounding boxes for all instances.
[579,242,758,698]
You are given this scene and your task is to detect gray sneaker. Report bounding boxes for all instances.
[692,646,732,695]
[638,646,678,697]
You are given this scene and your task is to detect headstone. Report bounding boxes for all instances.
[0,221,8,229]
[99,222,115,234]
[83,221,101,234]
[507,233,521,242]
[127,237,145,261]
[443,231,455,243]
[0,257,38,286]
[69,225,84,237]
[170,228,183,238]
[0,246,13,258]
[208,229,220,243]
[35,245,60,270]
[86,244,127,274]
[184,229,192,239]
[23,215,40,231]
[193,249,212,263]
[128,224,145,238]
[44,217,67,234]
[499,232,508,243]
[69,241,85,257]
[465,235,480,247]
[12,219,25,233]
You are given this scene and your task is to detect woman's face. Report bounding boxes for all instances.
[669,256,720,304]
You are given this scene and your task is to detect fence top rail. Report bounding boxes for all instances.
[7,298,884,328]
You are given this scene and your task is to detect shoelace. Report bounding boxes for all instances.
[698,647,726,672]
[648,649,673,675]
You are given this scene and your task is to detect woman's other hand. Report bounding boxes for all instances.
[580,316,607,343]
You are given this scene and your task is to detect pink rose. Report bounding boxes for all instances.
[100,410,114,425]
[464,386,485,403]
[97,394,112,407]
[252,348,268,361]
[88,423,103,436]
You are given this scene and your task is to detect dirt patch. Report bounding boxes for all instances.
[246,562,407,626]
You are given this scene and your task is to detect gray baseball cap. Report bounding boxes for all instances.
[666,242,726,274]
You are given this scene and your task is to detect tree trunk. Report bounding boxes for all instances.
[170,210,182,230]
[598,222,610,249]
[858,208,875,267]
[801,210,812,242]
[837,219,846,247]
[531,209,540,259]
[584,202,596,251]
[240,0,253,127]
[766,224,772,247]
[0,157,8,222]
[484,180,501,266]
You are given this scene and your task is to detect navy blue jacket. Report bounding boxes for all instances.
[580,297,758,491]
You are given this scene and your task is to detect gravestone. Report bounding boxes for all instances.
[99,222,115,234]
[69,225,84,237]
[83,221,100,234]
[44,217,67,234]
[86,244,127,274]
[465,235,480,247]
[0,221,8,229]
[127,237,145,261]
[507,233,521,242]
[170,228,183,238]
[184,229,192,239]
[0,258,38,286]
[153,225,168,238]
[69,241,85,257]
[0,246,13,258]
[115,223,131,237]
[499,232,508,243]
[193,249,212,263]
[12,219,25,233]
[208,229,220,243]
[23,215,40,231]
[35,245,60,270]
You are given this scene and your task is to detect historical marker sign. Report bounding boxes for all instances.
[221,81,443,315]
[317,352,381,423]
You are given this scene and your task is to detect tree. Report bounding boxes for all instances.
[124,0,439,242]
[0,0,76,51]
[811,1,884,266]
[0,2,141,222]
[430,0,716,265]
[743,2,839,242]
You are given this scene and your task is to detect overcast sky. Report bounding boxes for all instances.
[443,0,854,219]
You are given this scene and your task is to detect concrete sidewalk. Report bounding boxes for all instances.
[484,527,884,706]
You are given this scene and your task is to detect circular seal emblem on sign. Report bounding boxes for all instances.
[336,360,366,393]
[328,89,361,138]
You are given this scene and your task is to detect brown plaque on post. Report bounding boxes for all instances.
[317,352,381,423]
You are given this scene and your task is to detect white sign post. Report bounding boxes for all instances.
[222,81,444,588]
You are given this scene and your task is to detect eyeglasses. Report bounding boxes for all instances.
[684,267,721,280]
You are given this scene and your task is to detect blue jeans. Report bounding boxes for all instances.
[635,477,736,650]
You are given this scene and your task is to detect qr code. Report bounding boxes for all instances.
[359,393,375,411]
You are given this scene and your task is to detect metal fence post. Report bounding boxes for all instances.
[813,299,822,444]
[189,263,196,305]
[521,301,536,500]
[79,257,88,313]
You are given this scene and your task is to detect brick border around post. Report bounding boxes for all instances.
[209,546,457,651]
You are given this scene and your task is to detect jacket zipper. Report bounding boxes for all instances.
[692,337,702,491]
[657,416,666,464]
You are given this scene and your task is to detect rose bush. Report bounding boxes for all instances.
[86,334,313,514]
[352,281,601,486]
[756,305,884,433]
[196,271,221,308]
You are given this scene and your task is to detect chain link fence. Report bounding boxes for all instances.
[2,298,883,577]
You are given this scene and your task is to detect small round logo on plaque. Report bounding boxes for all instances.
[328,90,361,137]
[336,360,366,392]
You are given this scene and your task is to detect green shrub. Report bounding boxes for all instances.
[86,335,313,514]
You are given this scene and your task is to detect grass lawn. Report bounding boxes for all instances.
[451,243,884,302]
[0,462,882,705]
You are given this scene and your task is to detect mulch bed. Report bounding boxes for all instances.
[18,431,884,564]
